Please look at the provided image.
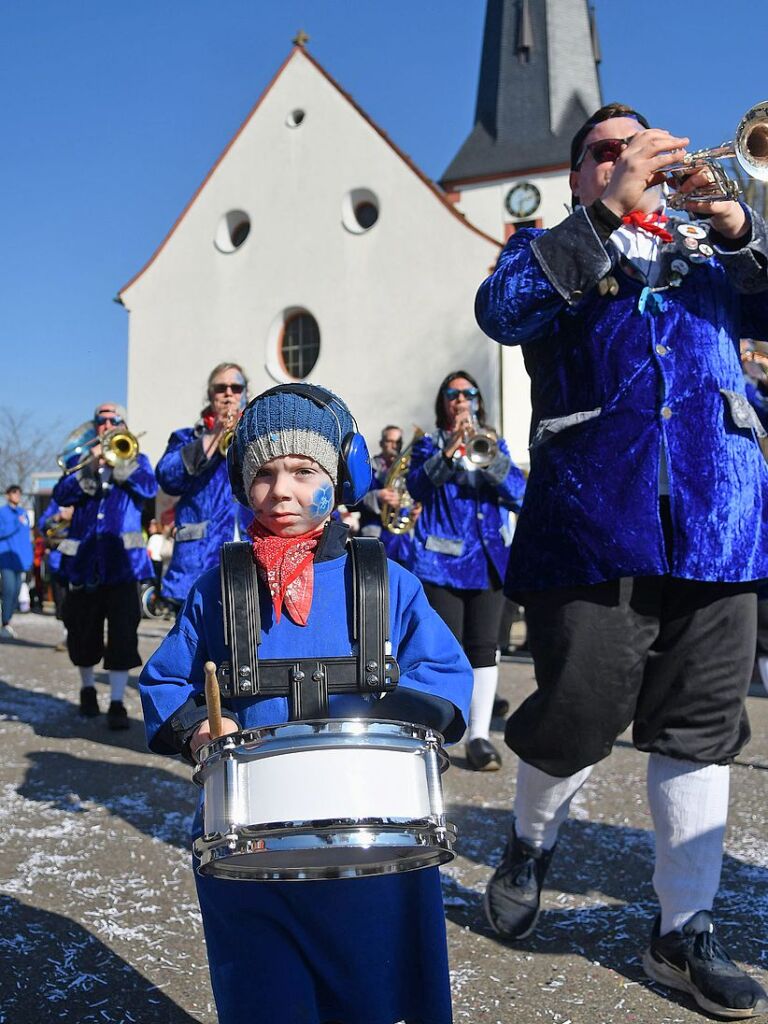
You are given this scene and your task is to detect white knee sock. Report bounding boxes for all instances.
[514,759,593,851]
[109,670,129,703]
[467,665,498,741]
[79,666,95,689]
[647,753,729,936]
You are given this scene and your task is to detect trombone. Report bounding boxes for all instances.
[57,422,143,475]
[665,101,768,209]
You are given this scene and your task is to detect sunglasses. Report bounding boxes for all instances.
[443,387,479,400]
[95,414,124,426]
[575,136,633,170]
[211,382,245,395]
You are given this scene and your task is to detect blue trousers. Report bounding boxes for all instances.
[0,569,22,625]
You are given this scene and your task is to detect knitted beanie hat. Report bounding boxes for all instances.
[233,386,354,502]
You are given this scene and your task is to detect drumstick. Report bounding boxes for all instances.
[204,661,224,740]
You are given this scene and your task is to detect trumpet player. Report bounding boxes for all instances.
[53,402,157,728]
[406,371,526,772]
[155,362,253,611]
[359,425,418,565]
[476,102,768,1018]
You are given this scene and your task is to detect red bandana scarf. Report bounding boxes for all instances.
[621,209,674,243]
[248,521,326,626]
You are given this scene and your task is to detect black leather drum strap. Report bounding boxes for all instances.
[349,537,396,692]
[218,536,399,709]
[220,541,261,697]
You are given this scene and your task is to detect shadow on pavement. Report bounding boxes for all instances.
[0,895,202,1023]
[17,750,196,849]
[0,677,150,754]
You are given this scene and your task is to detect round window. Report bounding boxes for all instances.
[286,109,306,128]
[280,312,321,379]
[214,210,251,253]
[342,188,380,234]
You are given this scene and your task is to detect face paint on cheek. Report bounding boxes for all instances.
[308,484,333,520]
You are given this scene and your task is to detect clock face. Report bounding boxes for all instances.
[505,182,541,219]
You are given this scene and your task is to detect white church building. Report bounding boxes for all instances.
[119,0,603,467]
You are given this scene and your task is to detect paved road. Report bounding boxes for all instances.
[1,612,766,1023]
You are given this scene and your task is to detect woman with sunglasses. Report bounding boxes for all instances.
[407,370,526,770]
[156,363,253,612]
[53,402,157,727]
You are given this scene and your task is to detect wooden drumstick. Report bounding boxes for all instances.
[204,661,224,740]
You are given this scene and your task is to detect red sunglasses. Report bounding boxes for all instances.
[575,136,633,170]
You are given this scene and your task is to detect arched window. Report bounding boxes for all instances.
[280,312,321,379]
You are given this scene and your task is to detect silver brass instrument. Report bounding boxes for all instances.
[464,411,498,469]
[102,428,141,466]
[665,101,768,209]
[380,429,423,535]
[57,422,100,474]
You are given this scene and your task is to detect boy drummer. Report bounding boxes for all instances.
[139,384,473,1024]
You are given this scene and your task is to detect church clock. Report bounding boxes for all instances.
[505,181,541,219]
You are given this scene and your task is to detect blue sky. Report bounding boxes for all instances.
[2,0,767,450]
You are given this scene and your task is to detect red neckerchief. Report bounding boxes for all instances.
[621,209,674,243]
[248,520,326,626]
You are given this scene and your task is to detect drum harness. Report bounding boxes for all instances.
[217,537,400,720]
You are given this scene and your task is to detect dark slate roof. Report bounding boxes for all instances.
[442,0,602,186]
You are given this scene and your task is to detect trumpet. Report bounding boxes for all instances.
[380,429,423,535]
[217,410,241,456]
[664,101,768,209]
[463,411,498,469]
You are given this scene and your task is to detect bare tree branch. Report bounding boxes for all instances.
[0,409,63,497]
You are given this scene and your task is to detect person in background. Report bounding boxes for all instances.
[146,518,164,590]
[359,424,419,566]
[0,484,33,639]
[407,370,526,771]
[156,362,253,614]
[53,402,157,727]
[38,499,73,651]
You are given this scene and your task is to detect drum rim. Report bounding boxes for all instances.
[193,820,457,881]
[195,717,444,766]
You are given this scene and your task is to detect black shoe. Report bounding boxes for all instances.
[484,821,555,939]
[79,686,100,717]
[643,911,768,1019]
[107,700,130,730]
[492,697,510,718]
[465,737,502,771]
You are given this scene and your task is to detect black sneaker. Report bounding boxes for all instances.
[643,911,768,1019]
[79,686,100,717]
[492,697,510,718]
[465,737,502,771]
[484,820,555,939]
[106,700,130,731]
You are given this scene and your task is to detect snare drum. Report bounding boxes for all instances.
[192,718,456,881]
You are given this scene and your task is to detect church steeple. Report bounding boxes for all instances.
[442,0,602,187]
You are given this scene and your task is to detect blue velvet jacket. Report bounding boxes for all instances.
[475,204,768,591]
[156,427,253,602]
[406,432,525,589]
[52,455,156,586]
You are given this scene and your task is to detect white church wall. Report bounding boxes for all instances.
[122,52,513,467]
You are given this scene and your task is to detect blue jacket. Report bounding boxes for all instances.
[0,504,33,572]
[475,204,768,591]
[406,432,526,589]
[52,455,156,586]
[156,427,253,602]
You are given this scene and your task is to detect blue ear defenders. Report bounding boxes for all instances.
[227,383,372,507]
